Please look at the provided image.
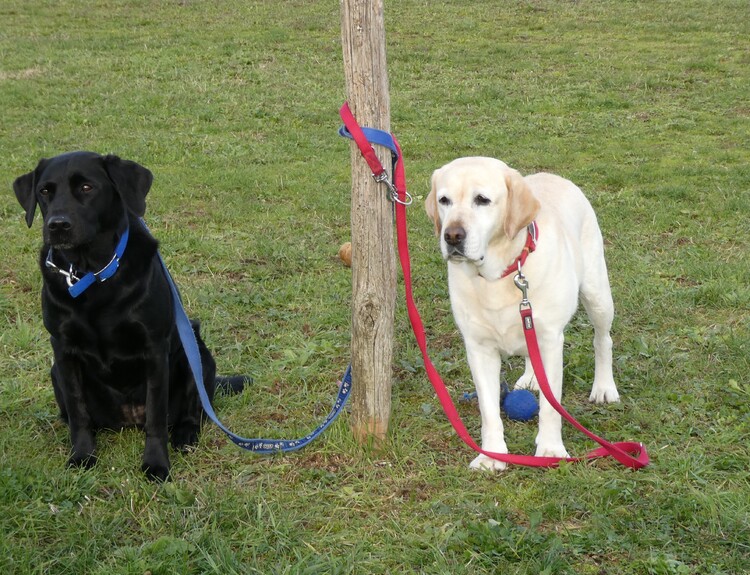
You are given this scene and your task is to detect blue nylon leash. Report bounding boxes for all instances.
[142,219,352,454]
[338,125,399,157]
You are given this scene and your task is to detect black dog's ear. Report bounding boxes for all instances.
[103,154,153,217]
[13,168,40,228]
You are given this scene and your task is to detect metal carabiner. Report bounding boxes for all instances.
[514,263,531,309]
[64,265,81,288]
[45,250,80,287]
[373,171,413,206]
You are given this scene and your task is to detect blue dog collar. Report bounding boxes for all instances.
[45,224,130,298]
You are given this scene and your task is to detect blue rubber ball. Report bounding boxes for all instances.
[502,389,539,421]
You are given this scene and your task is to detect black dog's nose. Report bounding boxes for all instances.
[47,215,72,232]
[443,225,466,246]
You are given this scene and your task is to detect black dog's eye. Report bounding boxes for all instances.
[438,196,451,206]
[474,195,491,206]
[39,187,50,196]
[81,184,93,193]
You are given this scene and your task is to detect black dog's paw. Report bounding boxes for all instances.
[216,375,252,395]
[141,460,171,482]
[142,440,171,482]
[68,452,98,469]
[68,433,97,469]
[171,425,199,452]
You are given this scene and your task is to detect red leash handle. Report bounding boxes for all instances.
[339,103,649,469]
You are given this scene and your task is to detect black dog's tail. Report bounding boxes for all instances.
[216,375,251,395]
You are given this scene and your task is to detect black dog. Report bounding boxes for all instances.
[14,151,243,481]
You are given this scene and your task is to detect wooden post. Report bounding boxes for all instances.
[340,0,395,443]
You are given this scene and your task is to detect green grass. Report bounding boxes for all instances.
[1,0,749,573]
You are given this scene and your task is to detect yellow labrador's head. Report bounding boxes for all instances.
[425,157,540,263]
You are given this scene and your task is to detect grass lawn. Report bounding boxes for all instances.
[1,1,748,573]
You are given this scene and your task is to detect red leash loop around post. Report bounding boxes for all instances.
[340,102,388,179]
[339,103,649,469]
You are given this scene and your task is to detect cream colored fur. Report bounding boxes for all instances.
[426,157,620,471]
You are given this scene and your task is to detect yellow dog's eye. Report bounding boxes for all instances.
[438,196,451,206]
[475,195,491,206]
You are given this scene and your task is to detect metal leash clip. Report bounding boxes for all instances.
[45,250,80,288]
[373,171,413,206]
[514,262,531,310]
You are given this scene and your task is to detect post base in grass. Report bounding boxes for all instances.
[351,419,388,448]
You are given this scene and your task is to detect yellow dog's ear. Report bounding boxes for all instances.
[425,169,442,236]
[503,169,540,239]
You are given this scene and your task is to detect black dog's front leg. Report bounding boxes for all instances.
[142,350,171,481]
[52,358,97,468]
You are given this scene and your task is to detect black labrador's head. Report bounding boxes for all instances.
[13,151,153,249]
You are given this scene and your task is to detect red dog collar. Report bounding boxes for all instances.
[500,221,538,279]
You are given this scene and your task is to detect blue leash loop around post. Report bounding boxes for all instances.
[338,125,399,157]
[141,219,352,454]
[338,124,400,185]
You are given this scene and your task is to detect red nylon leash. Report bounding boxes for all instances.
[340,103,389,179]
[519,307,649,468]
[339,103,649,469]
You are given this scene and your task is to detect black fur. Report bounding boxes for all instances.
[13,151,242,481]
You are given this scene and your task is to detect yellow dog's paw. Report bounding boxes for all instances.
[470,453,508,472]
[535,443,570,459]
[589,385,620,404]
[514,373,539,392]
